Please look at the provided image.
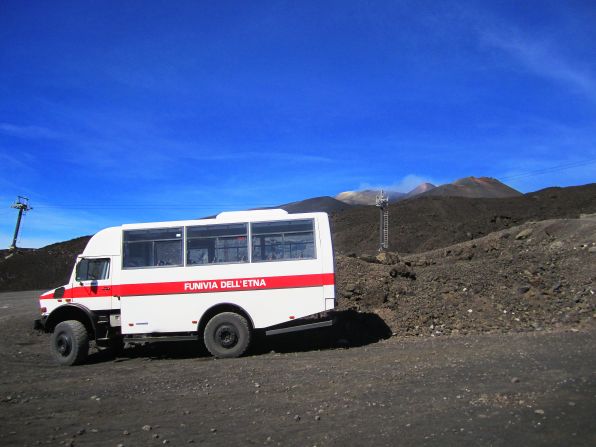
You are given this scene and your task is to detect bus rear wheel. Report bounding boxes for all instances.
[204,312,251,358]
[50,320,89,366]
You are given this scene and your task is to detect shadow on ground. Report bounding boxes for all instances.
[87,310,392,363]
[255,309,392,354]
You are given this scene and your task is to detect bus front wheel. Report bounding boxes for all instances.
[204,312,251,358]
[50,320,89,366]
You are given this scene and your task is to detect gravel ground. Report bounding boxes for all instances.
[1,291,595,447]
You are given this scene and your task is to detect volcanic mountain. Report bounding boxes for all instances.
[415,176,521,199]
[335,177,520,205]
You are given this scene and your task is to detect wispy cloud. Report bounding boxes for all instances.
[0,109,335,186]
[474,21,596,103]
[263,152,334,163]
[0,122,63,139]
[0,151,29,170]
[359,173,446,193]
[182,151,333,164]
[0,149,38,191]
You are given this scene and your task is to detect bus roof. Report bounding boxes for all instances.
[120,209,326,230]
[82,209,328,257]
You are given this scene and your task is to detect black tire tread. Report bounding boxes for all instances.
[204,312,251,359]
[51,320,89,366]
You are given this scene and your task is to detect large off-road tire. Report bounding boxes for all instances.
[203,312,251,358]
[50,320,89,366]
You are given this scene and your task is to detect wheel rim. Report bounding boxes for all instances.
[215,324,238,349]
[56,332,72,357]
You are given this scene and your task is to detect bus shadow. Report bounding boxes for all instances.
[88,310,392,363]
[253,309,392,355]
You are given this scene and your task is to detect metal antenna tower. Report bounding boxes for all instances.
[375,190,389,251]
[9,196,32,251]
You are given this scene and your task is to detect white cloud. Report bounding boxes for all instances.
[0,122,63,139]
[181,151,334,164]
[359,173,445,193]
[475,22,596,103]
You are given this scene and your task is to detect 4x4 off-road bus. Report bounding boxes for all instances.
[35,209,335,365]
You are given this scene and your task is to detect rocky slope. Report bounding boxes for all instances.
[336,217,596,336]
[0,236,90,292]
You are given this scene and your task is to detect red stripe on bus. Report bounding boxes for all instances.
[40,273,335,300]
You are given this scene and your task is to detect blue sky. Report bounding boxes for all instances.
[1,0,595,248]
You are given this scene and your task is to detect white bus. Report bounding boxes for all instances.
[35,209,336,365]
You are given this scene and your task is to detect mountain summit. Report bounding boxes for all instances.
[404,182,436,199]
[335,177,521,205]
[417,177,522,199]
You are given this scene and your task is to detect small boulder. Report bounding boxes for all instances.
[389,264,416,280]
[358,254,380,264]
[515,228,533,240]
[376,251,400,265]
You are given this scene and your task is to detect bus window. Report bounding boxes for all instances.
[76,258,110,281]
[186,223,248,265]
[123,227,183,268]
[251,219,315,262]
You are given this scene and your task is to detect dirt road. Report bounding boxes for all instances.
[1,291,594,446]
